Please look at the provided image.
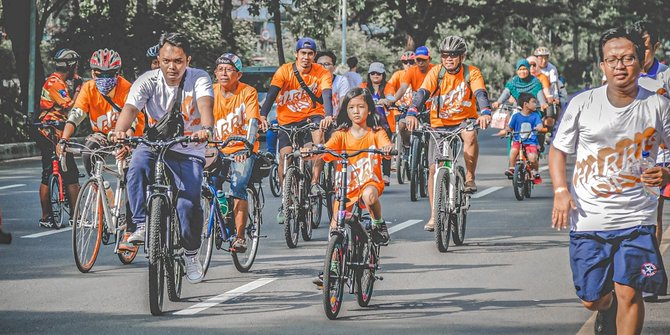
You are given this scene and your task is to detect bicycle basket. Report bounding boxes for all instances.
[250,151,273,183]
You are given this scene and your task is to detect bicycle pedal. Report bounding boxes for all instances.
[375,275,384,281]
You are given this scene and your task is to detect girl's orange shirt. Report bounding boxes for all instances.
[324,128,391,205]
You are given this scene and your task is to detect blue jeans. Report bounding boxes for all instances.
[126,144,204,251]
[215,154,256,201]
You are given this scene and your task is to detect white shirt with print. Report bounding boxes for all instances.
[332,75,350,116]
[553,85,670,231]
[126,68,214,158]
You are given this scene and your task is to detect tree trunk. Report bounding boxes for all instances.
[220,0,236,50]
[271,0,285,64]
[572,22,579,61]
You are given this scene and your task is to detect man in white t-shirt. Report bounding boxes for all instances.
[549,27,669,335]
[316,50,350,115]
[111,32,214,284]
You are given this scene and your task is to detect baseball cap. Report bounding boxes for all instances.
[415,46,430,59]
[368,62,385,74]
[216,52,243,71]
[295,37,317,52]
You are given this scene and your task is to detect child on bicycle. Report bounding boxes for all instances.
[304,87,393,244]
[504,92,544,184]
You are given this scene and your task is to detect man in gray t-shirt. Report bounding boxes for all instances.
[550,27,669,334]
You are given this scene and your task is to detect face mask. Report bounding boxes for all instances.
[95,77,118,95]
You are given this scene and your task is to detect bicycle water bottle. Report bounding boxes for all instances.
[216,190,229,216]
[640,151,659,199]
[103,181,114,206]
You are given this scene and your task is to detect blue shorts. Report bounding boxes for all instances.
[569,225,667,302]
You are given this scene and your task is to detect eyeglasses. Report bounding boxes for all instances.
[94,70,118,78]
[318,62,333,67]
[529,63,537,67]
[440,52,462,59]
[402,60,415,65]
[603,55,637,68]
[370,72,383,76]
[218,67,239,73]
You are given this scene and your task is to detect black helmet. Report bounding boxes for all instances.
[439,36,467,54]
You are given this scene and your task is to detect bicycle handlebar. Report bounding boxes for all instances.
[120,136,194,148]
[207,135,253,153]
[304,146,398,159]
[268,123,320,134]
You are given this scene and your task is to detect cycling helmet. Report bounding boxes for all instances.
[146,44,160,58]
[89,48,122,71]
[534,46,550,56]
[438,36,467,54]
[400,51,415,61]
[54,49,80,67]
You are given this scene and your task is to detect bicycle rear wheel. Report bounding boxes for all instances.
[434,169,451,252]
[232,187,261,272]
[199,193,215,276]
[148,197,166,316]
[419,145,428,198]
[394,134,405,184]
[513,163,525,201]
[72,179,104,273]
[49,174,66,229]
[283,167,300,248]
[269,164,281,197]
[409,137,420,202]
[356,244,378,307]
[323,234,346,320]
[451,166,467,246]
[166,207,183,302]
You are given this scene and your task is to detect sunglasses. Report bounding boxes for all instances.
[402,60,415,65]
[318,62,333,67]
[441,52,463,58]
[94,70,118,78]
[529,63,537,67]
[370,72,383,76]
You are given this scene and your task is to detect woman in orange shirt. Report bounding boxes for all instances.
[306,87,393,243]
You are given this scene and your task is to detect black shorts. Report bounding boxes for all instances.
[37,134,79,186]
[277,115,324,150]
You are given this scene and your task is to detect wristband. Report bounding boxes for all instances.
[480,109,492,116]
[554,187,568,194]
[407,107,418,117]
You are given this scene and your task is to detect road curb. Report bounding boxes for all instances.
[0,137,85,162]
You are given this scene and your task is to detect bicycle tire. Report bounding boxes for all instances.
[434,168,451,252]
[451,166,467,246]
[323,234,346,320]
[117,190,138,265]
[166,207,183,302]
[199,193,215,276]
[71,179,104,273]
[269,164,281,197]
[148,196,166,316]
[309,193,322,231]
[394,135,405,184]
[283,167,300,248]
[524,170,533,198]
[513,163,525,201]
[419,144,428,198]
[232,187,261,272]
[49,174,66,229]
[323,163,335,223]
[409,137,420,202]
[356,244,378,307]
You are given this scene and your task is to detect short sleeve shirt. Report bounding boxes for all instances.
[388,69,413,106]
[126,68,214,157]
[332,75,351,116]
[39,72,73,122]
[402,64,435,91]
[212,82,260,154]
[536,73,551,89]
[270,63,333,125]
[552,86,670,231]
[420,65,487,127]
[508,112,542,145]
[324,129,391,205]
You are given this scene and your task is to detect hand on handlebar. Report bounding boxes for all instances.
[319,116,333,130]
[476,114,491,130]
[109,130,128,143]
[405,115,419,132]
[260,116,269,132]
[491,101,501,110]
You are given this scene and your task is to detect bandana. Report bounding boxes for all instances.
[95,77,118,95]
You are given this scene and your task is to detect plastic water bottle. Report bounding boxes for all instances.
[640,151,659,199]
[216,190,229,216]
[103,181,114,206]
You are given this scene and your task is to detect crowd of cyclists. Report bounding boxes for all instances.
[28,20,670,333]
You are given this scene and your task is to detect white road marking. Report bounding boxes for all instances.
[0,184,26,190]
[470,186,503,199]
[388,219,422,234]
[21,227,72,238]
[539,166,549,172]
[174,278,276,315]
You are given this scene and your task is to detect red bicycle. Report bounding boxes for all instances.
[34,120,72,228]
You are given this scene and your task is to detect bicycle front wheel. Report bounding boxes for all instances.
[269,164,281,197]
[409,137,420,202]
[49,174,66,229]
[166,207,183,302]
[199,193,215,276]
[71,179,104,273]
[232,187,261,272]
[323,234,346,320]
[513,163,525,201]
[451,166,467,246]
[393,134,405,184]
[148,196,166,316]
[283,167,300,248]
[434,168,451,252]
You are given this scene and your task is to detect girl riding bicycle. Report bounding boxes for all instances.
[304,87,393,244]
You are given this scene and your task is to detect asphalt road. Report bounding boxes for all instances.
[1,129,668,335]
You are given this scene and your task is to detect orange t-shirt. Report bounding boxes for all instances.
[271,63,333,125]
[388,69,413,107]
[535,73,550,89]
[359,82,397,132]
[73,76,144,136]
[213,82,261,154]
[402,64,435,91]
[420,64,487,127]
[324,128,391,205]
[39,72,73,122]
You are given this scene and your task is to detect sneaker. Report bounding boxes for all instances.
[38,216,55,229]
[371,220,390,244]
[382,175,390,186]
[504,168,514,179]
[183,252,204,284]
[312,272,324,288]
[594,293,617,335]
[118,232,138,252]
[231,237,247,253]
[277,205,285,224]
[310,183,324,197]
[424,219,435,232]
[642,291,659,302]
[464,180,477,193]
[127,226,145,244]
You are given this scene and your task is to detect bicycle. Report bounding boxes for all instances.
[408,112,430,202]
[121,136,195,316]
[388,106,410,185]
[269,123,323,248]
[68,142,138,273]
[199,136,266,275]
[505,129,545,201]
[33,120,72,229]
[428,120,478,252]
[268,153,281,197]
[304,146,396,319]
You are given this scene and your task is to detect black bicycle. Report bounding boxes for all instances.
[408,112,430,202]
[388,106,410,185]
[305,146,396,319]
[269,123,323,248]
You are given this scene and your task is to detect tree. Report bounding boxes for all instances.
[221,0,236,50]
